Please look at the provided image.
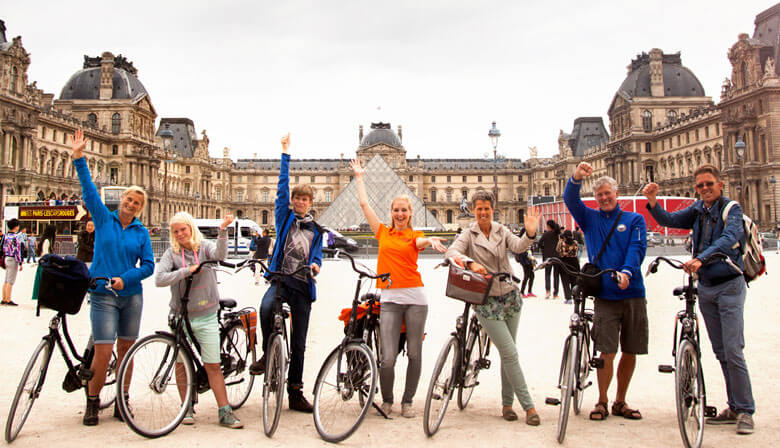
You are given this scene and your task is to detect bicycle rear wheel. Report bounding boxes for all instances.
[556,335,577,444]
[99,351,118,410]
[5,339,53,443]
[263,333,287,437]
[423,335,458,437]
[458,326,487,410]
[117,334,194,438]
[572,328,591,415]
[223,322,256,409]
[675,339,704,448]
[313,343,377,443]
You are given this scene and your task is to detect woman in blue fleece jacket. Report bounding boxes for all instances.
[71,129,155,426]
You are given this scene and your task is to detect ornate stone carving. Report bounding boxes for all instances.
[764,57,776,78]
[528,146,538,158]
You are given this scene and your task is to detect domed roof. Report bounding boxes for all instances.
[59,54,148,101]
[616,51,705,99]
[360,122,402,148]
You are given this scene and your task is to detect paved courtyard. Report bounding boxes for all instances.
[1,254,778,447]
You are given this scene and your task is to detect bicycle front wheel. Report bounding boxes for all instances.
[117,334,194,438]
[5,339,53,443]
[263,333,287,437]
[313,342,377,443]
[572,328,591,415]
[223,322,256,409]
[556,335,577,444]
[675,339,705,448]
[423,335,458,437]
[458,326,487,410]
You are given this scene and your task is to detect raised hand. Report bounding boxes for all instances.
[428,236,447,253]
[573,162,593,181]
[71,129,88,159]
[220,213,235,230]
[643,182,659,207]
[524,206,541,237]
[350,159,365,178]
[281,133,291,153]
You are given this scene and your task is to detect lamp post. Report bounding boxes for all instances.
[735,136,746,209]
[488,121,501,221]
[159,124,175,230]
[770,174,777,232]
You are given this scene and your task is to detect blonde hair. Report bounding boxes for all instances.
[122,185,147,216]
[169,211,204,253]
[389,195,414,230]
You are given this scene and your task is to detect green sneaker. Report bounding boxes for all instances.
[182,407,195,425]
[218,406,243,429]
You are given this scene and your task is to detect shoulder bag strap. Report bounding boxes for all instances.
[593,211,623,264]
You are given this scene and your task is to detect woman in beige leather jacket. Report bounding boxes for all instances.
[446,190,541,425]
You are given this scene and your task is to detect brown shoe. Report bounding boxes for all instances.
[249,354,266,376]
[288,390,313,413]
[502,408,518,421]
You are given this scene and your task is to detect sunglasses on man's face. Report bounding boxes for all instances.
[695,181,716,189]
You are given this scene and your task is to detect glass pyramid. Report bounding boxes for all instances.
[318,154,444,230]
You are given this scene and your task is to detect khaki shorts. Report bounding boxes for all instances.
[4,258,19,285]
[593,297,648,355]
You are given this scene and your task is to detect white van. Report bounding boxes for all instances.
[194,218,261,256]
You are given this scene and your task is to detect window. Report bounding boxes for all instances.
[686,132,690,144]
[431,176,436,182]
[215,188,221,201]
[41,127,46,140]
[517,175,522,181]
[10,66,18,93]
[478,175,482,182]
[325,190,332,202]
[431,210,437,218]
[184,182,191,195]
[110,167,118,184]
[667,110,678,122]
[87,113,97,126]
[645,142,652,153]
[53,130,57,142]
[705,126,710,138]
[310,176,315,183]
[462,188,468,199]
[642,110,652,131]
[677,135,681,146]
[447,176,451,182]
[236,190,243,201]
[112,145,118,155]
[185,166,191,174]
[262,210,269,225]
[446,209,453,224]
[63,132,67,144]
[544,171,549,178]
[695,129,699,141]
[430,189,437,202]
[408,175,413,181]
[446,190,452,202]
[216,209,221,219]
[462,176,467,182]
[217,172,221,179]
[544,185,550,196]
[741,62,749,87]
[262,190,268,202]
[645,165,655,182]
[111,113,121,134]
[716,123,720,135]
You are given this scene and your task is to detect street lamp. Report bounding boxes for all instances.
[488,121,501,221]
[770,175,777,232]
[159,123,175,230]
[735,136,746,208]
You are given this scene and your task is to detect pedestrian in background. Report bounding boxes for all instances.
[77,220,95,264]
[2,218,23,306]
[538,220,561,299]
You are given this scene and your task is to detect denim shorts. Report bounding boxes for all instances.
[90,293,143,344]
[187,312,221,364]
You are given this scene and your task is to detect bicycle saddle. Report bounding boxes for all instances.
[219,298,238,309]
[672,287,696,297]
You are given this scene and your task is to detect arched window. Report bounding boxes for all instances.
[111,113,121,134]
[262,210,269,225]
[446,209,453,224]
[642,110,652,131]
[87,113,97,126]
[741,61,749,88]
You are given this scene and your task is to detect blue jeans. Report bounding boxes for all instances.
[260,283,311,391]
[89,293,143,344]
[698,276,755,415]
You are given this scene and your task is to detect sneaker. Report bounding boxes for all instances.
[545,292,551,300]
[83,396,99,426]
[522,293,529,298]
[528,293,537,298]
[553,295,560,300]
[182,407,195,425]
[249,354,266,376]
[218,406,243,429]
[401,403,415,418]
[1,300,18,306]
[289,390,314,413]
[736,413,754,435]
[706,408,737,425]
[380,402,393,416]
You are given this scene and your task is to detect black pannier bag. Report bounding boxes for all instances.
[37,254,91,316]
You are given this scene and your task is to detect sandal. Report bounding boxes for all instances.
[589,402,609,421]
[502,408,518,421]
[525,412,540,426]
[611,401,642,420]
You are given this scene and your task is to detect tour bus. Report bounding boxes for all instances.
[194,218,262,256]
[2,199,91,254]
[101,185,126,212]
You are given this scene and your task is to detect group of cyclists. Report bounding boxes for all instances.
[5,128,755,440]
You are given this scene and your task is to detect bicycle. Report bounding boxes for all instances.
[647,254,726,448]
[236,258,312,438]
[423,261,519,437]
[5,277,118,443]
[115,259,257,438]
[538,257,619,444]
[312,248,391,443]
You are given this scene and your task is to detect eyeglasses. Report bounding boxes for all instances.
[695,181,716,189]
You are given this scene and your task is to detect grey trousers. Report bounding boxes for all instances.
[378,302,428,405]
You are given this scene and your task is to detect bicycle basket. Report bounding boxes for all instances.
[37,254,90,315]
[444,263,490,305]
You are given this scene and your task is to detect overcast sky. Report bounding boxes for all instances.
[3,1,776,161]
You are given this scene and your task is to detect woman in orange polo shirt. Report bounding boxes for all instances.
[351,159,446,419]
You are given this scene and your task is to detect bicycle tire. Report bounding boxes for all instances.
[675,339,705,448]
[457,326,486,410]
[423,335,458,437]
[5,339,53,443]
[572,327,591,415]
[313,342,377,443]
[223,322,256,409]
[117,334,194,438]
[556,335,577,444]
[360,326,381,408]
[98,351,118,410]
[263,333,286,437]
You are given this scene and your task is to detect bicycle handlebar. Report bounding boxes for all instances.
[89,276,118,297]
[645,252,731,277]
[535,257,620,284]
[322,248,391,283]
[438,257,522,284]
[233,258,313,281]
[189,259,237,276]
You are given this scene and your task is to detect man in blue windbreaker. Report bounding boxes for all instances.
[564,162,647,422]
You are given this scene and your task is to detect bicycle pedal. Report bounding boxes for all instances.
[545,397,561,406]
[581,381,592,390]
[658,364,675,373]
[477,359,491,369]
[704,406,717,418]
[77,365,94,382]
[590,358,604,369]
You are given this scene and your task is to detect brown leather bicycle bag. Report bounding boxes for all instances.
[445,262,490,305]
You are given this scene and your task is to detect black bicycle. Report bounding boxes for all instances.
[115,260,257,438]
[423,262,518,437]
[647,254,727,448]
[5,277,117,443]
[312,248,391,443]
[538,257,619,444]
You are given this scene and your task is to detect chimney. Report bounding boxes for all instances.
[0,20,7,43]
[398,125,403,143]
[359,125,363,143]
[649,48,664,97]
[99,52,115,100]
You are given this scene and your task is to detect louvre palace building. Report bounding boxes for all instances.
[2,3,780,232]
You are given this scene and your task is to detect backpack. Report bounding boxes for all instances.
[0,235,5,269]
[720,201,766,283]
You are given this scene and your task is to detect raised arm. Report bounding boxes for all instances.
[643,182,697,229]
[563,162,594,230]
[350,159,381,234]
[507,206,539,253]
[71,129,110,224]
[275,134,292,228]
[204,213,233,261]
